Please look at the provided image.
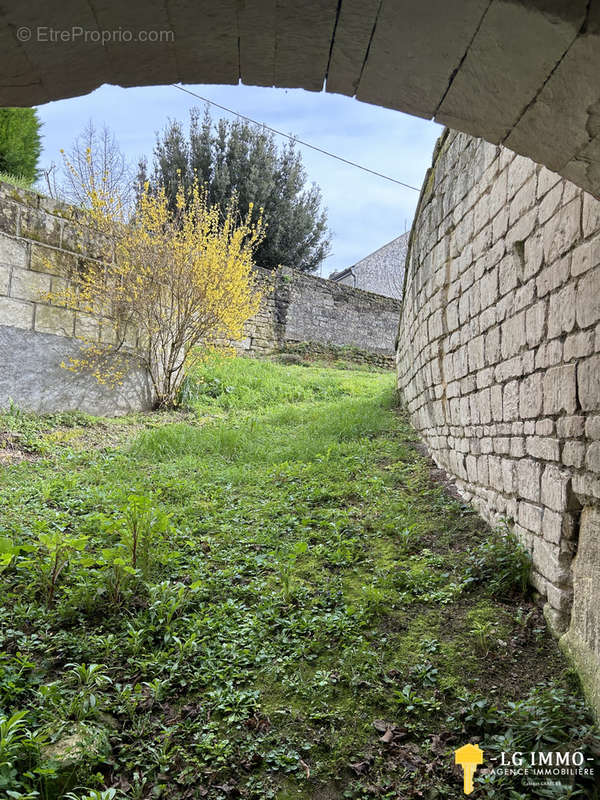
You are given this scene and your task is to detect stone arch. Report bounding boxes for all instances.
[1,2,600,196]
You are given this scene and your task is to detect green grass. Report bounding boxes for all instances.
[0,357,598,800]
[0,171,36,190]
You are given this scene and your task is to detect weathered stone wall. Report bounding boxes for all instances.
[0,183,153,415]
[0,182,400,415]
[397,129,600,717]
[235,266,401,358]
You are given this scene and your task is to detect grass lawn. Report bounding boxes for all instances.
[0,355,598,800]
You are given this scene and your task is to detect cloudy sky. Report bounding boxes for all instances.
[36,83,443,276]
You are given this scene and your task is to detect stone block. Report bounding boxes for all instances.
[533,538,570,586]
[539,182,563,224]
[501,310,526,359]
[525,300,546,347]
[541,465,570,512]
[34,304,75,337]
[577,355,600,412]
[517,458,541,502]
[527,436,560,461]
[564,330,594,361]
[509,176,536,225]
[20,207,62,248]
[0,232,28,269]
[585,416,600,440]
[74,312,100,342]
[583,193,600,238]
[502,459,515,494]
[542,509,564,545]
[570,240,597,278]
[479,266,498,310]
[537,167,561,199]
[547,282,576,338]
[10,268,51,303]
[535,418,554,436]
[562,441,585,469]
[542,197,581,265]
[492,206,509,242]
[490,384,503,421]
[503,379,520,421]
[511,437,526,457]
[519,372,543,419]
[575,267,600,329]
[0,296,33,330]
[557,415,585,438]
[468,334,485,372]
[519,501,543,534]
[523,230,544,279]
[0,264,9,296]
[30,243,77,276]
[543,364,577,415]
[0,201,19,236]
[536,256,570,297]
[499,252,520,295]
[586,442,600,473]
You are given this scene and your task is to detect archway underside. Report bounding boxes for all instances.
[2,1,600,197]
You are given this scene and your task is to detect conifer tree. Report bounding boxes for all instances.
[0,107,41,182]
[147,107,331,273]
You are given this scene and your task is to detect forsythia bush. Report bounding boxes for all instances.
[48,159,264,408]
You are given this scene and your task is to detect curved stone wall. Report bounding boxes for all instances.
[397,129,600,716]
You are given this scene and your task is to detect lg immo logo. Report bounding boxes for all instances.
[494,749,596,779]
[454,743,484,794]
[454,743,596,794]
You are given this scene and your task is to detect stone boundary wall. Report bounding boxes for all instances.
[0,182,400,415]
[0,183,153,415]
[239,267,401,359]
[397,129,600,717]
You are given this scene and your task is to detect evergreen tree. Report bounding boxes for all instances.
[148,107,331,273]
[0,107,42,182]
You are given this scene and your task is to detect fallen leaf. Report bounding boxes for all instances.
[380,728,394,744]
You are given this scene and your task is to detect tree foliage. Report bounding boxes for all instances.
[140,107,331,273]
[46,153,264,408]
[0,107,41,182]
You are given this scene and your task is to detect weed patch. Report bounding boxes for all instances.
[0,357,597,799]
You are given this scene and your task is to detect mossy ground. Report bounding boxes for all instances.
[0,355,597,799]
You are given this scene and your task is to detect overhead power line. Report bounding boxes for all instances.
[170,83,420,192]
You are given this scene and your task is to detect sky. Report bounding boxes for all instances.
[36,83,443,277]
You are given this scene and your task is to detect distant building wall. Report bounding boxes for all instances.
[329,232,408,299]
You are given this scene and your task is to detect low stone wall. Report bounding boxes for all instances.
[223,267,400,356]
[231,266,400,358]
[0,183,152,415]
[397,129,600,717]
[0,182,400,415]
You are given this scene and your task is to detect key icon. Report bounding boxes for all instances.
[454,743,484,794]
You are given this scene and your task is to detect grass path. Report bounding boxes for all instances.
[0,356,598,800]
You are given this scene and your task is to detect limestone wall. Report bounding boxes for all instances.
[230,267,400,362]
[0,183,153,415]
[0,182,400,415]
[397,129,600,716]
